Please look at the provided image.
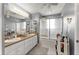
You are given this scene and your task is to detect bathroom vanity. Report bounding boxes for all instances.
[3,4,39,55]
[5,33,38,55]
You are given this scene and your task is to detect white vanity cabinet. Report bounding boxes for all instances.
[5,35,37,55]
[5,43,17,55]
[5,41,25,55]
[16,41,25,55]
[24,38,33,54]
[24,36,37,54]
[32,36,37,47]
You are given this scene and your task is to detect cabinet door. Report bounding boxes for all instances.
[24,35,37,54]
[16,41,25,55]
[24,38,32,54]
[5,44,17,55]
[32,36,37,46]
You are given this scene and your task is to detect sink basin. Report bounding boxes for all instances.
[5,38,20,43]
[27,34,35,36]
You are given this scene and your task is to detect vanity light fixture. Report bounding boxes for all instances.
[67,17,72,24]
[8,4,30,18]
[66,17,72,36]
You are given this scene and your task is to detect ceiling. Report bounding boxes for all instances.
[62,3,74,16]
[16,3,65,16]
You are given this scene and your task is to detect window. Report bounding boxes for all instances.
[16,22,26,33]
[47,19,56,29]
[23,22,26,29]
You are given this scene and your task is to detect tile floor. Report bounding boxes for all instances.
[28,38,57,55]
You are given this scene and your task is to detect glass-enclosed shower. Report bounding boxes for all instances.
[40,17,62,40]
[39,17,63,55]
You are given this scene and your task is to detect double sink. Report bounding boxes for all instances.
[5,33,37,47]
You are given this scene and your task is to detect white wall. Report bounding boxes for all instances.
[0,4,5,55]
[63,15,75,55]
[0,3,3,55]
[62,3,75,55]
[32,13,40,43]
[74,4,79,55]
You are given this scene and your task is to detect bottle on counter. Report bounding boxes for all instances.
[61,36,65,42]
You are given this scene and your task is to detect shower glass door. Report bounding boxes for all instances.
[46,18,62,40]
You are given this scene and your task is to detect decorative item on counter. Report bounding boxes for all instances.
[61,43,64,53]
[56,33,61,39]
[61,36,65,42]
[56,33,61,46]
[64,36,68,43]
[55,33,61,55]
